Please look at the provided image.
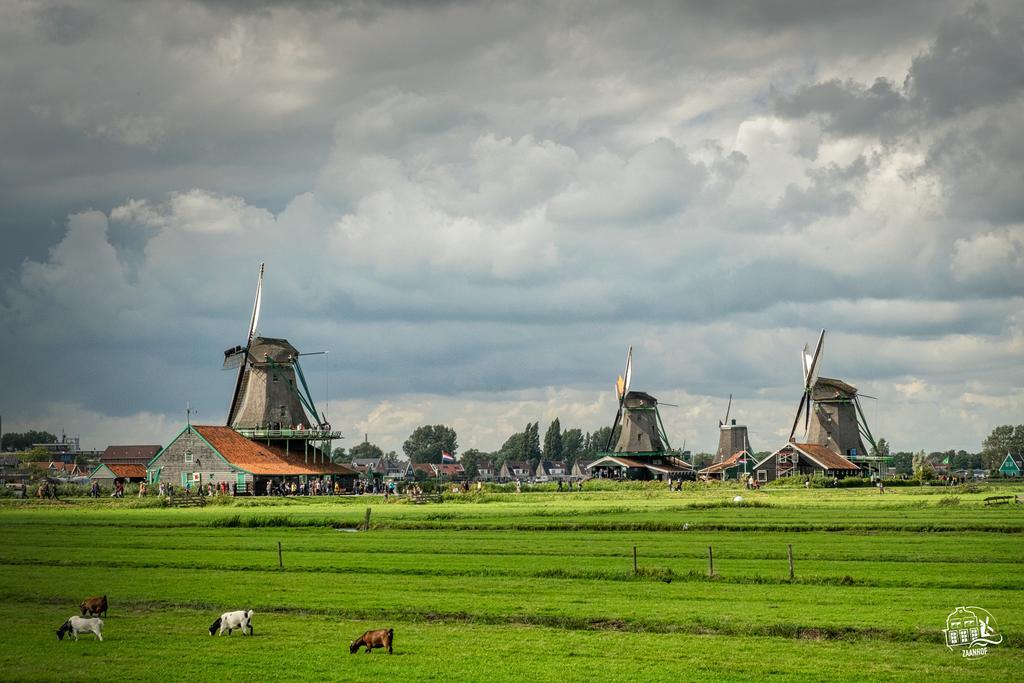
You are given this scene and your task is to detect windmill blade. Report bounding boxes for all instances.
[788,393,807,442]
[622,346,633,396]
[606,407,623,451]
[227,263,264,426]
[616,376,625,400]
[247,262,265,343]
[724,393,732,425]
[858,393,878,400]
[804,329,825,390]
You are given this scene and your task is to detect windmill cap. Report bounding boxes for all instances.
[248,337,300,362]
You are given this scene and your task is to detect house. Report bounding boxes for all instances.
[699,450,754,480]
[30,461,85,479]
[101,445,161,466]
[499,460,532,482]
[534,460,570,482]
[147,425,358,494]
[349,458,383,480]
[376,458,414,481]
[751,443,861,484]
[571,459,595,479]
[999,453,1022,477]
[90,463,148,487]
[411,462,466,481]
[474,460,498,481]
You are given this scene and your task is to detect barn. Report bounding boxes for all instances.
[147,425,358,494]
[752,443,861,484]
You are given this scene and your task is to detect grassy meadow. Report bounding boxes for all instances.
[1,483,1022,681]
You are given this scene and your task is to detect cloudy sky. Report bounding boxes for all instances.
[2,0,1022,454]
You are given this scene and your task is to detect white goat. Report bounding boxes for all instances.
[208,609,254,636]
[56,616,104,641]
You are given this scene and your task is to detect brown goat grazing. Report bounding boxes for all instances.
[349,628,393,654]
[80,596,108,618]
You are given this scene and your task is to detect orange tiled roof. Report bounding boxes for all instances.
[193,426,358,476]
[792,443,861,470]
[105,464,147,479]
[700,451,752,474]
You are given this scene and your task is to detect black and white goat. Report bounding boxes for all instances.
[56,616,104,641]
[208,609,254,636]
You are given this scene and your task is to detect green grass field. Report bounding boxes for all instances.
[1,484,1022,681]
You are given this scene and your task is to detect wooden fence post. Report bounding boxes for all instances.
[278,541,283,569]
[707,545,714,577]
[788,543,794,580]
[633,545,638,574]
[364,507,372,531]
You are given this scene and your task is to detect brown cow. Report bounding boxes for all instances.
[80,595,108,618]
[349,628,393,654]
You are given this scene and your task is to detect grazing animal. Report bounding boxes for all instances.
[80,595,108,618]
[208,610,254,636]
[56,616,104,641]
[349,628,394,654]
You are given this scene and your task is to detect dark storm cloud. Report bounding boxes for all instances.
[906,4,1024,118]
[773,78,907,138]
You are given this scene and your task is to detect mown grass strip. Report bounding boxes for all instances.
[12,595,957,645]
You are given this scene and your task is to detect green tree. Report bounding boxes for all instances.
[3,430,58,452]
[543,418,563,462]
[403,424,458,464]
[869,438,890,458]
[497,431,525,464]
[349,441,384,461]
[332,447,347,460]
[21,446,53,462]
[525,422,542,467]
[891,452,914,476]
[562,428,584,465]
[586,426,616,455]
[981,424,1024,470]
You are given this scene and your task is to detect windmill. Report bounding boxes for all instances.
[787,329,877,459]
[713,394,753,465]
[222,264,328,432]
[590,347,692,481]
[605,347,671,454]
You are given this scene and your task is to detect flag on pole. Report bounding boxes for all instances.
[441,451,456,464]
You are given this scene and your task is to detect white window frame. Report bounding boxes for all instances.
[757,470,767,482]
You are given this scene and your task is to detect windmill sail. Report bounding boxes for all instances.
[622,346,633,397]
[226,263,265,426]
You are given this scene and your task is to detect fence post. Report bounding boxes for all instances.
[278,541,283,569]
[707,545,714,577]
[633,545,638,574]
[364,507,372,531]
[788,543,794,580]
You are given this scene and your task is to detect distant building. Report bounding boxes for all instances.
[412,462,466,481]
[571,459,595,479]
[474,460,498,481]
[752,443,860,484]
[499,460,532,482]
[376,459,414,481]
[90,463,148,487]
[534,460,570,482]
[999,453,1022,477]
[102,445,162,466]
[699,450,754,480]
